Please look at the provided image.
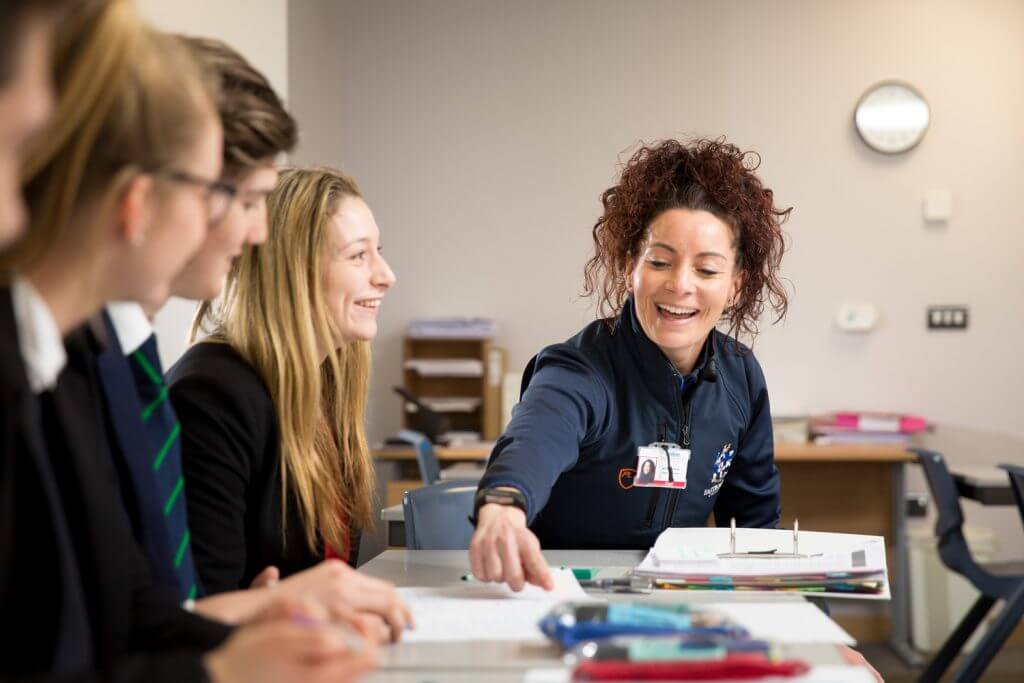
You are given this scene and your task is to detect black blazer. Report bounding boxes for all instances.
[168,342,359,594]
[1,289,230,680]
[0,286,91,674]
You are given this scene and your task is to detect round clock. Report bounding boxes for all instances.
[854,81,930,154]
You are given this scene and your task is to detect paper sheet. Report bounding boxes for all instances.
[398,568,591,643]
[707,602,856,645]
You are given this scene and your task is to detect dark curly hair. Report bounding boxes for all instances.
[583,137,790,342]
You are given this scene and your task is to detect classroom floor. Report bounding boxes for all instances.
[861,643,1024,682]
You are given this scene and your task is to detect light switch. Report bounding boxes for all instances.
[835,302,879,332]
[924,189,952,223]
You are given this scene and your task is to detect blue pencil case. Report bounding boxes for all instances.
[538,602,749,648]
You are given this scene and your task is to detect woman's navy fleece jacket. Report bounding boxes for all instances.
[478,297,781,549]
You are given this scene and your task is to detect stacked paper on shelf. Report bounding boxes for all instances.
[809,411,930,445]
[633,527,890,600]
[404,358,485,377]
[408,317,496,338]
[405,396,482,413]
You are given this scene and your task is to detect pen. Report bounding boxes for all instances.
[292,615,364,653]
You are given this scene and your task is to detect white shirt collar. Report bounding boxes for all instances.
[106,302,153,354]
[11,277,67,393]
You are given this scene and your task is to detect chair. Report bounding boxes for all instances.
[399,428,485,485]
[397,429,441,485]
[912,448,1024,683]
[1000,463,1024,527]
[402,481,477,550]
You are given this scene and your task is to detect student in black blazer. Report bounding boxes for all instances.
[96,37,411,637]
[0,2,377,680]
[170,166,407,641]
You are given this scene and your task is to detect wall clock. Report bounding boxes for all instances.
[854,81,930,154]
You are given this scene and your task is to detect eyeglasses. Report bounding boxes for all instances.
[149,168,238,226]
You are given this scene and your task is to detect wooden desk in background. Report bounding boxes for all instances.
[372,442,918,662]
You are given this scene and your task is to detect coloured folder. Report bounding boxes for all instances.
[633,527,891,600]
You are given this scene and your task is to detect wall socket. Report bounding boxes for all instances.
[927,305,969,330]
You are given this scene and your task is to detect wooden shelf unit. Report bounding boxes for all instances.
[402,337,506,441]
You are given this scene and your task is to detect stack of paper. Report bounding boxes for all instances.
[634,527,890,600]
[809,411,929,445]
[408,317,496,339]
[403,358,484,377]
[405,396,482,413]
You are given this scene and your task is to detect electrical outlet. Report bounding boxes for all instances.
[927,305,969,330]
[905,492,929,518]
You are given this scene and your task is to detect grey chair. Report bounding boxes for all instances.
[402,481,477,550]
[912,449,1024,683]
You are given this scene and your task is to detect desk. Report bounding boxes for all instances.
[359,549,856,682]
[952,467,1015,506]
[372,443,917,662]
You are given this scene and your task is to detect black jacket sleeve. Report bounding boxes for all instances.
[0,652,212,683]
[170,355,263,595]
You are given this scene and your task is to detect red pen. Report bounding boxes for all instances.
[573,655,810,680]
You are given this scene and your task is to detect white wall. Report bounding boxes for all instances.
[288,0,1024,558]
[136,0,290,368]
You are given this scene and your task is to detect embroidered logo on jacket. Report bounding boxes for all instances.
[618,467,635,490]
[703,443,734,497]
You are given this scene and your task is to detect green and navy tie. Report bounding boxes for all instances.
[130,335,199,601]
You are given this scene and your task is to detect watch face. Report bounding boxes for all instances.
[485,492,514,504]
[854,82,930,154]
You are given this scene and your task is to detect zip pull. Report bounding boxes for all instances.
[657,421,666,443]
[682,423,691,447]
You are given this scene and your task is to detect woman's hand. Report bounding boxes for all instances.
[192,561,412,641]
[268,560,413,642]
[468,503,553,592]
[840,646,883,682]
[204,600,379,683]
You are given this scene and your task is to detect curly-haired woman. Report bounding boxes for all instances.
[469,138,790,591]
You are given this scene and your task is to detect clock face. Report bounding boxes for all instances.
[854,82,930,154]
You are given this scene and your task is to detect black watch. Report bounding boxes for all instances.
[470,487,527,526]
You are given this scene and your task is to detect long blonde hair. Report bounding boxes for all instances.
[192,167,375,555]
[0,0,216,275]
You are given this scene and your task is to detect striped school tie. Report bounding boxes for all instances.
[129,335,199,601]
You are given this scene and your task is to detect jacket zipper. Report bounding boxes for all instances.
[643,421,668,527]
[661,376,693,529]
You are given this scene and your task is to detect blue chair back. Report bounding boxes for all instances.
[999,463,1024,527]
[399,429,440,484]
[402,482,476,550]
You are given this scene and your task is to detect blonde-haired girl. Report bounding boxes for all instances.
[171,166,409,640]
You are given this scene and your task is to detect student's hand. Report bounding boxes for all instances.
[469,504,554,592]
[840,646,883,683]
[250,565,280,588]
[203,602,379,683]
[270,559,414,643]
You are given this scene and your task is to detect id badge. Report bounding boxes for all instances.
[634,442,690,489]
